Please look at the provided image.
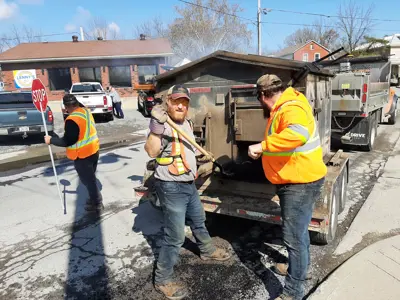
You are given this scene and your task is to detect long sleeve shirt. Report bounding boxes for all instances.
[50,120,80,147]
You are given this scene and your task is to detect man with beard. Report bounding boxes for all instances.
[144,85,231,300]
[248,75,327,300]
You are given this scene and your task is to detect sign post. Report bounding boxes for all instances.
[31,79,65,214]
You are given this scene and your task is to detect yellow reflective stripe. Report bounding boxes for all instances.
[156,157,174,165]
[287,124,310,142]
[263,136,321,156]
[68,133,98,150]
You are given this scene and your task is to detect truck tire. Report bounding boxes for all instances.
[311,180,340,245]
[362,115,377,151]
[338,163,348,214]
[388,100,397,125]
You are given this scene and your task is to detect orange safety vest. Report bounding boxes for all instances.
[66,107,100,160]
[261,87,327,184]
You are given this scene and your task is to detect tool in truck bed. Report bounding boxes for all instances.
[134,50,350,245]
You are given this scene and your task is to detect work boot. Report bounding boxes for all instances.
[271,263,312,280]
[85,201,104,212]
[200,248,231,261]
[154,282,188,300]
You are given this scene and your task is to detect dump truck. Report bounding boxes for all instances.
[319,56,395,151]
[134,50,350,245]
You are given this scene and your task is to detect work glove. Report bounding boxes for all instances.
[197,152,214,163]
[149,104,167,135]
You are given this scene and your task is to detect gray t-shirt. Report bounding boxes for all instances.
[154,120,197,182]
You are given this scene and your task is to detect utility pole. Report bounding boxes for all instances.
[257,0,261,55]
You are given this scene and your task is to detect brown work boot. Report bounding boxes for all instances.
[200,248,231,261]
[271,263,312,280]
[154,282,188,300]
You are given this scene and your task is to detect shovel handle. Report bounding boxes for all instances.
[166,116,212,159]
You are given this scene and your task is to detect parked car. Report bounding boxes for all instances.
[0,91,54,138]
[137,89,162,117]
[62,82,113,121]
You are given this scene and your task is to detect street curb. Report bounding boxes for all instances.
[0,135,146,173]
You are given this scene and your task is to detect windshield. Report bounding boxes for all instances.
[0,93,34,104]
[71,84,103,93]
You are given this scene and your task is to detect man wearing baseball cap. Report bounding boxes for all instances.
[144,84,231,299]
[248,75,327,300]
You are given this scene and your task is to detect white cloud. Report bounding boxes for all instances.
[64,6,92,32]
[17,0,44,4]
[0,0,19,20]
[108,22,120,33]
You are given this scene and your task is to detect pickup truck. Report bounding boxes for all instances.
[62,82,113,121]
[0,91,54,138]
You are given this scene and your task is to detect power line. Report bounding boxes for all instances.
[177,0,257,24]
[265,8,400,23]
[0,32,79,41]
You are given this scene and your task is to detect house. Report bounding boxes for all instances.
[0,35,174,101]
[272,40,330,63]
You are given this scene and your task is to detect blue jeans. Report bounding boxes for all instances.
[277,177,325,300]
[154,180,216,285]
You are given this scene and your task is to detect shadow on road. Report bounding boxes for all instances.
[0,135,45,146]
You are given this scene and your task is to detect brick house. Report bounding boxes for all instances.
[272,40,330,62]
[0,35,173,101]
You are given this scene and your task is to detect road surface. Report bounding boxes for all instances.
[0,119,399,299]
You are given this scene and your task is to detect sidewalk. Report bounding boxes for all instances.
[309,136,400,300]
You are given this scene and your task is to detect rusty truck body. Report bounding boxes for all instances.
[319,56,396,151]
[135,50,350,245]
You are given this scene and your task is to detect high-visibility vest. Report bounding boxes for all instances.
[156,127,191,176]
[261,91,327,184]
[66,107,99,160]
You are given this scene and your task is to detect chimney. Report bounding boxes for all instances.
[72,35,78,42]
[140,34,146,40]
[97,36,104,41]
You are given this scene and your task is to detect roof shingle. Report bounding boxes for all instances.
[0,38,173,63]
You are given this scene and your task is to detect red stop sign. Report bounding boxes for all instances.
[31,78,48,112]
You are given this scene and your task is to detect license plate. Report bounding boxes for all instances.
[18,126,29,132]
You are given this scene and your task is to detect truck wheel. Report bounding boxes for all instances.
[311,180,340,245]
[388,102,397,125]
[338,163,348,214]
[362,115,377,151]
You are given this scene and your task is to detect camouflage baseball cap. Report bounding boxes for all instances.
[256,74,283,91]
[167,84,190,101]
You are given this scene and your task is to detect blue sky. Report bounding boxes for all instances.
[1,0,400,52]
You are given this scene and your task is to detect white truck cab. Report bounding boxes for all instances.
[62,82,113,121]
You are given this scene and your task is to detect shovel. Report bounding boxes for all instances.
[166,116,233,176]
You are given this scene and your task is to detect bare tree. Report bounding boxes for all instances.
[336,1,374,52]
[167,0,252,60]
[0,25,42,52]
[133,17,169,39]
[84,17,122,40]
[283,18,339,50]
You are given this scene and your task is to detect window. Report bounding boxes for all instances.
[71,83,103,93]
[303,53,309,62]
[108,66,132,87]
[0,92,35,109]
[79,67,101,83]
[48,68,72,91]
[310,44,314,50]
[138,65,158,84]
[314,53,321,61]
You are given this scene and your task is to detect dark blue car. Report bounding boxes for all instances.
[0,91,54,138]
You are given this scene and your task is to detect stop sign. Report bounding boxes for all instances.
[31,78,48,112]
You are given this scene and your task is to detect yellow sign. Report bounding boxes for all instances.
[13,70,37,89]
[341,83,351,89]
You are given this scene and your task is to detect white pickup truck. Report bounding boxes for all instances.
[62,82,113,121]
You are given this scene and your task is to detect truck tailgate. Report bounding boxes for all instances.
[73,93,105,107]
[0,104,48,127]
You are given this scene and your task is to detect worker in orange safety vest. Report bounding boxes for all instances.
[248,74,327,300]
[44,94,103,212]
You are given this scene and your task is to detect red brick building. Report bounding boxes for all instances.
[0,35,173,101]
[273,40,330,62]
